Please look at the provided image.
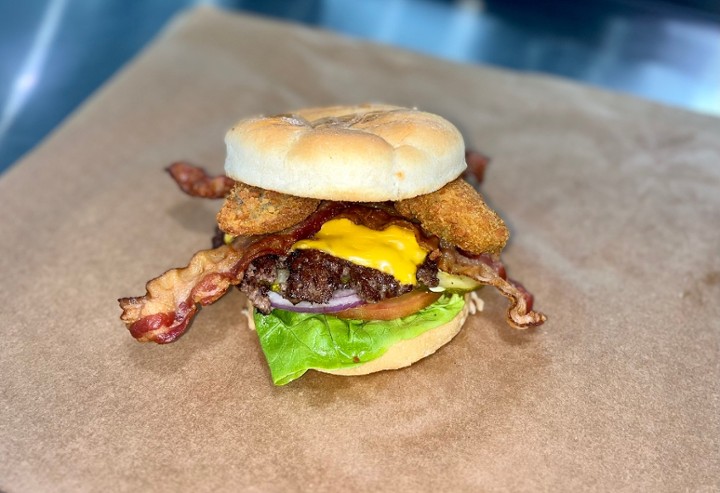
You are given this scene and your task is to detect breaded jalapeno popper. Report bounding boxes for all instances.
[120,104,546,385]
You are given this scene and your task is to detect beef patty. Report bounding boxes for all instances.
[240,249,438,314]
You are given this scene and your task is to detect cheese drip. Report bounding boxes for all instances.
[292,218,427,285]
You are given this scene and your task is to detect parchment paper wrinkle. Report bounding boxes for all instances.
[0,6,718,492]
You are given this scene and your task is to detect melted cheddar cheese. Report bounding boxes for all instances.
[291,218,427,285]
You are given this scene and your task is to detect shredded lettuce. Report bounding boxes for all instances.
[253,293,465,385]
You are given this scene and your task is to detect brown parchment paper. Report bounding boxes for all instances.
[1,6,718,492]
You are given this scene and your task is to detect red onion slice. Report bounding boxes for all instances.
[268,289,364,313]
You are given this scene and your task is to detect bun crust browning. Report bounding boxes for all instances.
[225,104,466,201]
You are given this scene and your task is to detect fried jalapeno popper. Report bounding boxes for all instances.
[120,104,546,385]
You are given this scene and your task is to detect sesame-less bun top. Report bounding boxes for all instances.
[224,104,467,201]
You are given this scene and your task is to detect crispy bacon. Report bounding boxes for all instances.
[119,203,348,343]
[120,202,545,344]
[462,149,490,187]
[437,248,546,329]
[166,161,235,198]
[119,245,244,343]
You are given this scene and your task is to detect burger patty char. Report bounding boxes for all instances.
[240,249,439,314]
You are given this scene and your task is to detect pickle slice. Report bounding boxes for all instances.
[436,271,481,293]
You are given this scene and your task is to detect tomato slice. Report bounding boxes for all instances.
[333,290,441,321]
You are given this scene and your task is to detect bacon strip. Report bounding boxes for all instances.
[119,203,348,343]
[120,203,545,344]
[166,162,235,198]
[119,245,244,343]
[462,149,490,188]
[437,248,546,329]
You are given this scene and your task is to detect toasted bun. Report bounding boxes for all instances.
[319,296,470,376]
[225,104,466,201]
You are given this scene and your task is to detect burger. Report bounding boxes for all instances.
[119,103,546,385]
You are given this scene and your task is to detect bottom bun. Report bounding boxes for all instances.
[319,294,470,376]
[246,294,472,378]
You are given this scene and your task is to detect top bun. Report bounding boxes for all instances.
[224,104,466,201]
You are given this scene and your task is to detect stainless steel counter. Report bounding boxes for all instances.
[1,0,718,172]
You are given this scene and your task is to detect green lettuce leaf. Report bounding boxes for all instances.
[253,293,465,385]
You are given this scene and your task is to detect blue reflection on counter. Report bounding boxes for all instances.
[0,0,719,172]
